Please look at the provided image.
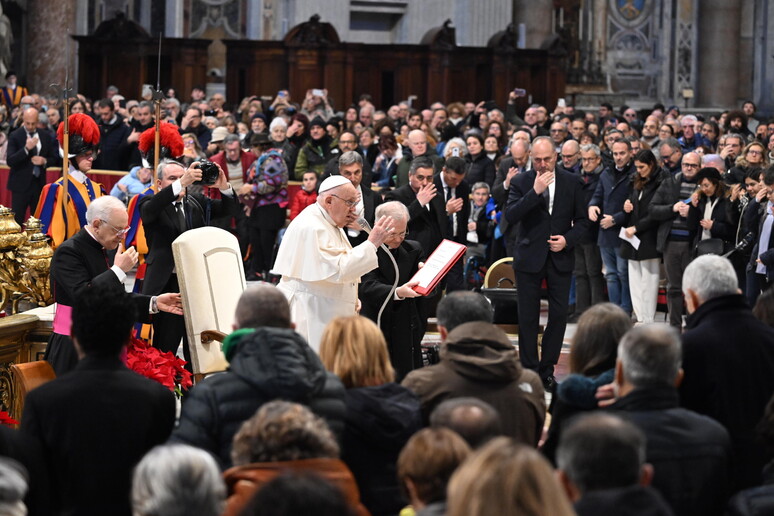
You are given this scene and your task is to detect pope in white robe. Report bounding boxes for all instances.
[273,175,395,351]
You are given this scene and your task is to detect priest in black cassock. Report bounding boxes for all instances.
[359,201,424,380]
[46,195,182,376]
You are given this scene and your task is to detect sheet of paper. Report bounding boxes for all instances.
[411,240,465,288]
[619,226,640,250]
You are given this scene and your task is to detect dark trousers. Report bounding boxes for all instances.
[573,243,604,313]
[11,184,42,226]
[515,259,571,379]
[663,240,692,328]
[747,270,769,306]
[444,256,465,292]
[248,204,284,275]
[151,274,190,365]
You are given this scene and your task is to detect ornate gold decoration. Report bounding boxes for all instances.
[0,210,53,313]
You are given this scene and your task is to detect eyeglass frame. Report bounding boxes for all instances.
[100,219,131,235]
[329,193,359,208]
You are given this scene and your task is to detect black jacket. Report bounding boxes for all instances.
[434,174,471,244]
[620,169,668,261]
[727,462,774,516]
[359,239,424,380]
[93,114,131,171]
[680,294,774,491]
[6,125,58,192]
[575,486,675,516]
[465,152,496,187]
[690,195,735,251]
[610,385,732,516]
[139,183,240,295]
[169,327,346,469]
[648,171,697,253]
[21,355,175,516]
[341,383,422,516]
[505,168,589,274]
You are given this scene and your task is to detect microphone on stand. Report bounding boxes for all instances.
[723,232,755,258]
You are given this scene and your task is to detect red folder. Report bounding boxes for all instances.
[410,239,468,295]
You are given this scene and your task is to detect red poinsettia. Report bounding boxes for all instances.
[125,338,193,395]
[0,410,18,426]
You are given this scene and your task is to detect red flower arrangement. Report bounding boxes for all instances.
[125,338,193,396]
[0,410,18,426]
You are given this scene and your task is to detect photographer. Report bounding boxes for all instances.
[139,159,239,360]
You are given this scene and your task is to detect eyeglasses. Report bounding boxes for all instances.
[330,193,358,208]
[748,149,763,155]
[532,157,554,163]
[561,153,578,160]
[682,163,700,169]
[392,230,409,238]
[100,220,131,235]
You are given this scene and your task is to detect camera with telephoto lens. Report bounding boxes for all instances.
[194,160,220,186]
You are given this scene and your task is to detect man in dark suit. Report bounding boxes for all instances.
[385,156,446,258]
[20,283,176,516]
[505,136,589,389]
[435,156,470,291]
[334,150,382,247]
[45,195,182,376]
[6,107,58,224]
[385,156,446,333]
[492,138,530,257]
[140,159,239,358]
[360,201,423,379]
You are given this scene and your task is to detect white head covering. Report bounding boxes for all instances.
[318,175,351,193]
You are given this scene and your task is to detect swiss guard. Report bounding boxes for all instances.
[35,113,104,247]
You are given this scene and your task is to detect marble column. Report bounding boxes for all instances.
[27,0,78,95]
[165,0,184,38]
[512,0,552,49]
[697,0,740,107]
[752,0,774,113]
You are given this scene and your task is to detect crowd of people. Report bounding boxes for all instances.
[4,74,774,514]
[4,255,774,516]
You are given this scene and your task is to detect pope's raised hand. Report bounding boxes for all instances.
[368,215,395,248]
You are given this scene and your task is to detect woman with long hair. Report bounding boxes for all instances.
[689,167,735,254]
[319,316,422,516]
[621,149,668,323]
[465,133,495,186]
[728,140,769,184]
[448,438,575,516]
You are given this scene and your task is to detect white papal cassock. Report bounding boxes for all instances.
[272,203,378,352]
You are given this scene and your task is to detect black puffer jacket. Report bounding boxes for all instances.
[341,383,422,516]
[169,327,346,469]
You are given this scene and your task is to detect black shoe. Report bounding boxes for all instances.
[542,375,557,391]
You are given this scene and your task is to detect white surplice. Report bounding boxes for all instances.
[272,203,378,352]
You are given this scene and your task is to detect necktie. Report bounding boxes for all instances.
[174,201,186,232]
[28,132,40,178]
[445,186,454,235]
[757,209,773,275]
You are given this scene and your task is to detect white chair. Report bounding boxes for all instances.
[173,227,246,376]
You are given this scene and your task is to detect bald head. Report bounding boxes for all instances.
[22,107,39,133]
[561,140,580,168]
[407,129,428,157]
[233,284,291,330]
